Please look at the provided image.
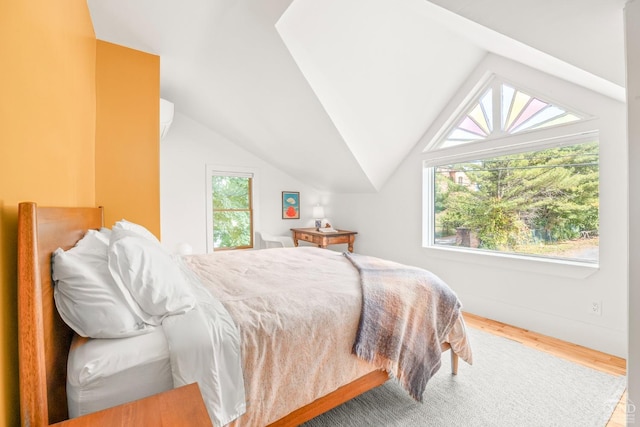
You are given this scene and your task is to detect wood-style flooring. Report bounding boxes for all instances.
[463,312,627,427]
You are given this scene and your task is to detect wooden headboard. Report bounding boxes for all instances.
[17,202,103,426]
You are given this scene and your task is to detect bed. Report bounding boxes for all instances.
[17,202,471,426]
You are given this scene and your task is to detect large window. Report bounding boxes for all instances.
[433,142,599,262]
[423,76,599,264]
[206,167,255,251]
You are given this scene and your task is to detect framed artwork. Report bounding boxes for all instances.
[282,191,300,219]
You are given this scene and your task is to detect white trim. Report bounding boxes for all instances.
[422,167,435,247]
[424,245,599,279]
[205,164,260,253]
[423,121,599,167]
[423,71,495,152]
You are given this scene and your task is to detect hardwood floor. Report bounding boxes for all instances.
[462,312,627,427]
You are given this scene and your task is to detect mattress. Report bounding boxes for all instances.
[66,326,173,417]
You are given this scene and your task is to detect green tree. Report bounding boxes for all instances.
[212,176,252,249]
[435,142,598,252]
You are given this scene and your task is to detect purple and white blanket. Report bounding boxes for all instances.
[344,252,467,402]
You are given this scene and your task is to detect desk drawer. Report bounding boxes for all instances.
[297,232,316,242]
[326,235,351,244]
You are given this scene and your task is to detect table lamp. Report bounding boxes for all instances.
[312,205,325,230]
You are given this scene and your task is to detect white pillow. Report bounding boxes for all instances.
[113,219,159,243]
[98,227,112,242]
[108,227,195,325]
[52,230,152,338]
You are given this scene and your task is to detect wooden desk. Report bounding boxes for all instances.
[291,228,358,252]
[51,383,212,427]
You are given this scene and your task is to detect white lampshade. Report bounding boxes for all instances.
[312,205,325,219]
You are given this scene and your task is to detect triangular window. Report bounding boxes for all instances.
[437,78,584,149]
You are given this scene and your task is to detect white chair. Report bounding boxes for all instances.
[256,232,294,249]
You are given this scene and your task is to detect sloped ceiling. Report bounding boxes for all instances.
[87,0,626,193]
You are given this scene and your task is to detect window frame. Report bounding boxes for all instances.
[421,78,600,268]
[205,165,259,253]
[423,132,600,265]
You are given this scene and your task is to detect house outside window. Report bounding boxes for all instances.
[206,166,256,251]
[423,76,599,264]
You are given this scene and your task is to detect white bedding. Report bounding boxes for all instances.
[68,247,373,424]
[183,247,471,426]
[67,255,247,426]
[162,271,246,426]
[184,247,378,426]
[66,247,471,427]
[66,327,173,417]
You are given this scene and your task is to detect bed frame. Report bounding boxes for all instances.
[17,201,458,426]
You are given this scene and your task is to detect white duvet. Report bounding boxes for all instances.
[184,247,378,426]
[67,257,248,426]
[182,247,471,426]
[162,258,247,426]
[68,247,471,427]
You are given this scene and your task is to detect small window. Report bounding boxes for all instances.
[206,167,255,251]
[433,141,599,262]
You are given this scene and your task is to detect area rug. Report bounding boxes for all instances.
[302,328,626,427]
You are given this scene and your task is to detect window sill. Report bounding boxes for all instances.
[423,245,599,279]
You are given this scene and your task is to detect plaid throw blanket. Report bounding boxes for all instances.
[344,252,462,402]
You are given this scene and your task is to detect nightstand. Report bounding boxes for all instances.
[290,228,358,252]
[51,383,212,427]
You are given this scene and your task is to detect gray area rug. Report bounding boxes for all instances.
[303,328,626,427]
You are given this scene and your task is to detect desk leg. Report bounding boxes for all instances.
[348,236,355,253]
[293,238,299,247]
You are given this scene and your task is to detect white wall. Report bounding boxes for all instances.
[160,112,325,254]
[626,0,639,411]
[160,54,628,357]
[332,55,628,357]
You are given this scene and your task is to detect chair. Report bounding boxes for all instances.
[256,232,294,249]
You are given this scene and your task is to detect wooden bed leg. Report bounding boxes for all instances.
[451,351,459,375]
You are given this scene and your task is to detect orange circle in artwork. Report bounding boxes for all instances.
[286,206,297,217]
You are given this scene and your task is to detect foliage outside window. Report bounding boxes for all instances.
[211,173,253,250]
[433,142,599,262]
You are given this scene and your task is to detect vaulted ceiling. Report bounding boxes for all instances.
[87,0,626,193]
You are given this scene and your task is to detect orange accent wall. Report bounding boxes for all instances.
[0,2,97,426]
[0,10,160,427]
[95,41,161,237]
